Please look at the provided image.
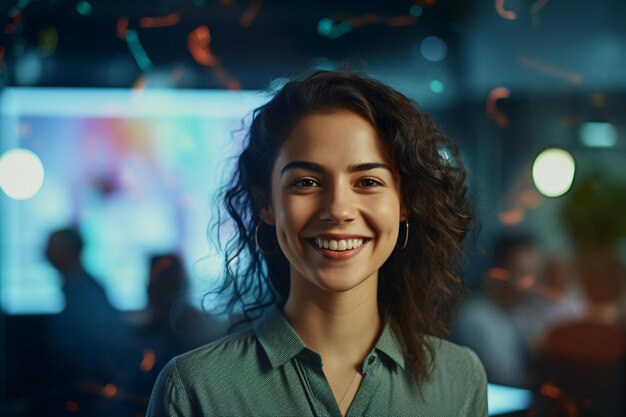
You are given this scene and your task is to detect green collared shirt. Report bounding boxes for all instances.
[147,305,487,417]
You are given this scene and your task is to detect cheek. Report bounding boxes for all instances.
[274,196,314,239]
[369,194,402,231]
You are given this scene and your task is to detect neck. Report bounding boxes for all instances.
[283,274,382,369]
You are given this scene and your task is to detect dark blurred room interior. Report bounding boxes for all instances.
[1,0,625,416]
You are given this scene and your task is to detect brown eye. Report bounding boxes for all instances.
[358,178,382,187]
[292,178,319,188]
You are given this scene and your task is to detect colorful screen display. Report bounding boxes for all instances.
[1,87,267,314]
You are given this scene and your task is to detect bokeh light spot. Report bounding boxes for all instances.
[420,36,447,62]
[317,18,333,36]
[38,25,58,57]
[429,79,445,93]
[102,383,118,398]
[317,18,352,39]
[76,1,93,16]
[499,208,525,225]
[0,148,45,200]
[532,148,575,197]
[410,5,423,16]
[579,122,617,148]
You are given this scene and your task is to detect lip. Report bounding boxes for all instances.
[312,233,371,240]
[304,235,371,261]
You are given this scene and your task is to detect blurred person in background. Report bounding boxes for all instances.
[532,251,626,417]
[143,253,225,352]
[453,234,539,387]
[41,226,135,416]
[517,255,585,352]
[130,253,228,399]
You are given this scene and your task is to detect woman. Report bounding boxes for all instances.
[147,70,487,416]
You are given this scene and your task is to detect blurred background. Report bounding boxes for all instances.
[1,0,625,416]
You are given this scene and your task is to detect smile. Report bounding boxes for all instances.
[314,238,365,251]
[305,236,370,260]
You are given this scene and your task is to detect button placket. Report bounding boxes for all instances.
[293,357,323,417]
[362,354,377,373]
[347,357,383,417]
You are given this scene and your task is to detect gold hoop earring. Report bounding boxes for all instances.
[396,220,409,250]
[255,221,278,255]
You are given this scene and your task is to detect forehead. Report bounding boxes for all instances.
[275,110,390,167]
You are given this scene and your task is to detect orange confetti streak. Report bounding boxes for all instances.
[518,55,583,85]
[499,207,524,225]
[0,46,5,70]
[4,10,22,34]
[188,26,218,67]
[531,0,550,14]
[140,348,156,372]
[540,383,562,399]
[388,16,417,27]
[140,13,181,29]
[186,26,240,89]
[240,0,263,28]
[213,66,241,90]
[116,16,129,39]
[487,267,512,282]
[487,87,511,128]
[102,383,118,398]
[495,0,517,20]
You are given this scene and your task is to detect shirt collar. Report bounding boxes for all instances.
[374,319,406,370]
[253,304,308,369]
[254,304,406,370]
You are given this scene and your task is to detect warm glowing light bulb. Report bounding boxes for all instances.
[532,148,575,197]
[0,148,45,200]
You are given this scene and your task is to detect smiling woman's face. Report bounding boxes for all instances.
[260,110,404,294]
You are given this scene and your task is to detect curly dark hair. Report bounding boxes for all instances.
[209,70,473,384]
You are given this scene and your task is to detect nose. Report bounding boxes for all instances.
[318,183,358,224]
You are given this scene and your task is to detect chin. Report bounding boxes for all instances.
[311,271,378,294]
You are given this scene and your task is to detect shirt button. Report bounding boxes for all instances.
[368,355,376,365]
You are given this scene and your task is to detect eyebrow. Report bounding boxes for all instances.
[280,161,392,176]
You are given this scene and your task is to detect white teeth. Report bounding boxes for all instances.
[315,238,365,251]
